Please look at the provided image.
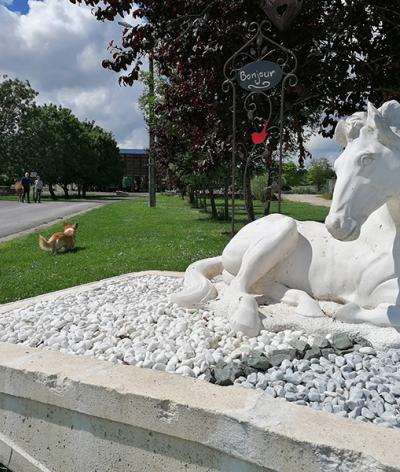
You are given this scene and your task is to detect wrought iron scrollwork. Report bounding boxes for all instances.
[223,20,299,233]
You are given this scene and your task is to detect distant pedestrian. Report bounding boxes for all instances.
[34,176,44,203]
[21,172,31,203]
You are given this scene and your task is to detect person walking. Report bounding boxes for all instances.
[34,175,44,203]
[21,172,31,203]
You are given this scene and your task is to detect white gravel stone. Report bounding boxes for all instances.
[265,386,276,397]
[359,346,376,355]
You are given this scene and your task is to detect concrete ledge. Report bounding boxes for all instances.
[0,343,399,471]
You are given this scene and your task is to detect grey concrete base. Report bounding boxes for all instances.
[0,343,399,471]
[0,390,267,472]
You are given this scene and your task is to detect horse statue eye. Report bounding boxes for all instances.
[361,154,374,166]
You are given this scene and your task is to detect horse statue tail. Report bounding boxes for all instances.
[171,256,223,308]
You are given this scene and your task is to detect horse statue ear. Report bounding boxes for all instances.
[335,112,367,147]
[367,101,400,148]
[379,100,400,127]
[334,120,348,147]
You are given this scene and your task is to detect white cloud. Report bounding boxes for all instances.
[307,133,342,162]
[0,0,345,156]
[0,0,146,148]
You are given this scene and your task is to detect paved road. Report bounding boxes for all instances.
[283,194,331,208]
[0,200,106,239]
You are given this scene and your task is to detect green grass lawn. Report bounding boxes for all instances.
[0,196,329,304]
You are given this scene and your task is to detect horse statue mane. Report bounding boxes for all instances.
[335,100,400,147]
[172,101,400,336]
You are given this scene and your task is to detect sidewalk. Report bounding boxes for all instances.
[283,194,331,208]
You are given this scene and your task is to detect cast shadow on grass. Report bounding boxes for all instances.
[72,246,86,253]
[53,246,86,256]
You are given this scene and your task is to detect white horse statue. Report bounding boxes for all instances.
[172,101,400,336]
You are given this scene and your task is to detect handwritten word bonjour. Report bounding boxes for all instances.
[239,69,276,86]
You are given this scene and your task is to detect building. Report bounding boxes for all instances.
[120,148,149,192]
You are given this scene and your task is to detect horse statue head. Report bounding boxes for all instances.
[325,101,400,241]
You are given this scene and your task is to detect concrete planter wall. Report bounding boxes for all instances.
[0,342,399,472]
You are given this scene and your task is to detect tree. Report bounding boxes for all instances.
[0,75,37,181]
[82,121,124,194]
[71,0,400,137]
[282,161,307,188]
[21,104,123,198]
[70,0,400,219]
[0,75,122,195]
[306,158,335,192]
[20,104,84,197]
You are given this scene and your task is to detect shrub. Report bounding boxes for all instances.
[289,185,318,194]
[251,174,268,202]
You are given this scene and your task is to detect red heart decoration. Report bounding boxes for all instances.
[263,0,303,31]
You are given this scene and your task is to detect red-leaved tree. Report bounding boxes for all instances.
[70,0,400,219]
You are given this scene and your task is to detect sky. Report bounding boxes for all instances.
[0,0,342,158]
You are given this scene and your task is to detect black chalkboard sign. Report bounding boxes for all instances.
[238,60,283,92]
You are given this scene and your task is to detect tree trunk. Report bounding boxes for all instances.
[264,190,271,216]
[224,177,229,220]
[209,188,217,219]
[62,184,69,198]
[198,189,204,209]
[264,171,273,216]
[194,190,199,208]
[243,171,255,222]
[189,186,195,206]
[203,187,208,213]
[48,183,57,200]
[77,184,82,198]
[82,184,87,198]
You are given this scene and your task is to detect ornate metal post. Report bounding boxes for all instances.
[231,86,237,235]
[223,20,298,227]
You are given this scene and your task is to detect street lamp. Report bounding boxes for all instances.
[118,21,156,208]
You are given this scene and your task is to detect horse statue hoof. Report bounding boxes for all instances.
[230,296,261,337]
[295,299,325,318]
[334,302,361,323]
